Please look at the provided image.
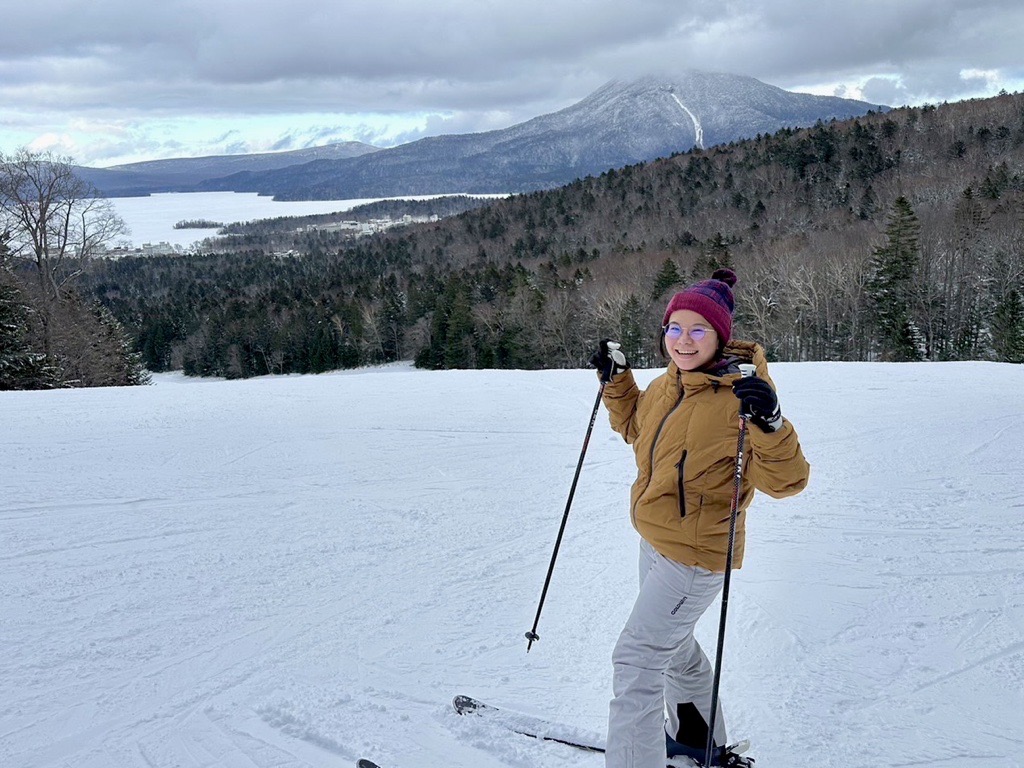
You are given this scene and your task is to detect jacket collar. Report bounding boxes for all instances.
[666,338,766,392]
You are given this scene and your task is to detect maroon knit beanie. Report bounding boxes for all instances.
[661,268,738,344]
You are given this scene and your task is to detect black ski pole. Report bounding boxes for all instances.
[525,378,607,652]
[704,363,756,767]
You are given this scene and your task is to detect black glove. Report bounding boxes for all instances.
[589,339,629,383]
[732,374,784,432]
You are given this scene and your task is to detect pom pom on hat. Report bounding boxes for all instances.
[662,268,737,344]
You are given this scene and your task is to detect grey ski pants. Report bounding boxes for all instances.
[605,539,727,768]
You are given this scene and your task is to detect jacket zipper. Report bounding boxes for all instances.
[631,385,686,529]
[676,449,688,517]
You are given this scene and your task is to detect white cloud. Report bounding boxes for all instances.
[26,133,77,155]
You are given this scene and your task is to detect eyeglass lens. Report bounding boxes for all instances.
[665,324,709,341]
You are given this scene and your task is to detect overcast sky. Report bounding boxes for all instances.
[3,0,1023,167]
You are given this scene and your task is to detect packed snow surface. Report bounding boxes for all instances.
[2,362,1022,768]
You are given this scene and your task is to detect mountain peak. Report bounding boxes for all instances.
[82,71,884,200]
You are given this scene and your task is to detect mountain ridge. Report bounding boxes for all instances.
[75,141,381,197]
[79,71,884,199]
[202,72,884,200]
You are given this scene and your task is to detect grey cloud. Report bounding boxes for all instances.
[860,77,909,106]
[189,1,702,84]
[6,0,1022,111]
[383,110,528,147]
[676,0,1024,102]
[3,0,1023,164]
[4,0,691,84]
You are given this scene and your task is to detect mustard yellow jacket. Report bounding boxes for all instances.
[602,339,809,572]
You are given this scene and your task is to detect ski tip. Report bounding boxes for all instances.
[730,738,751,755]
[356,760,382,768]
[452,694,482,714]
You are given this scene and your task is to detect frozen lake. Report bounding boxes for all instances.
[107,191,483,249]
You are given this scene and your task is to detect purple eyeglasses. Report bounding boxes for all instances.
[664,323,713,342]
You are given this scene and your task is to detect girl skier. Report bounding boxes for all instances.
[590,268,810,768]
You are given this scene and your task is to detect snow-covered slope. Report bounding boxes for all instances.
[2,362,1021,768]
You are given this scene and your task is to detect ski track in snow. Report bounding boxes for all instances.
[2,363,1023,768]
[668,93,704,149]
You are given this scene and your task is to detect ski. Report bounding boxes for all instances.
[452,694,605,753]
[356,697,752,768]
[666,737,753,767]
[358,755,751,768]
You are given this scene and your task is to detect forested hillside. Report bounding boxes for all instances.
[87,93,1024,377]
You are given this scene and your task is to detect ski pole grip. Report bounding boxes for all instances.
[738,363,756,378]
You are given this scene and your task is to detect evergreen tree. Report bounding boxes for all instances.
[88,304,152,386]
[138,313,180,372]
[651,258,683,300]
[866,197,925,361]
[443,279,476,368]
[416,276,477,369]
[308,320,339,373]
[693,233,733,280]
[1,230,55,388]
[0,276,56,390]
[857,186,878,220]
[377,274,408,362]
[991,288,1024,363]
[619,293,649,368]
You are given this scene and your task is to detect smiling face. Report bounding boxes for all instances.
[664,309,718,371]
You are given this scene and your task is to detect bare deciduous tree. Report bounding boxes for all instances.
[0,149,128,355]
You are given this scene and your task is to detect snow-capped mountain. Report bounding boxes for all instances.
[201,72,882,200]
[82,72,883,200]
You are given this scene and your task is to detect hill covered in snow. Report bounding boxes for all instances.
[2,362,1021,768]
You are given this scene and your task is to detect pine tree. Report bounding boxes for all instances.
[991,288,1024,363]
[307,320,338,373]
[619,293,648,368]
[416,276,477,369]
[0,277,55,390]
[91,304,152,386]
[443,280,476,368]
[696,233,733,278]
[1,230,54,388]
[378,274,408,362]
[857,185,878,220]
[866,197,925,361]
[651,258,683,300]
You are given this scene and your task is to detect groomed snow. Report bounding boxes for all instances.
[2,362,1022,768]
